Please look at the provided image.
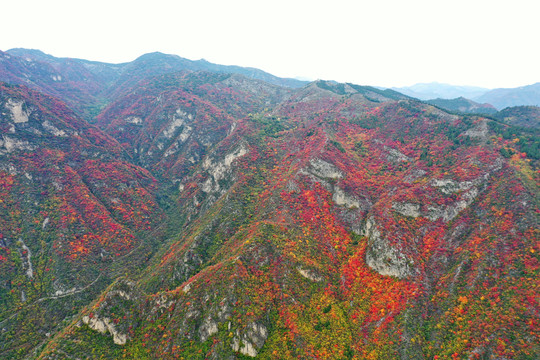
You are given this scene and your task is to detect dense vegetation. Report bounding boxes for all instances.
[0,50,538,359]
[425,97,497,115]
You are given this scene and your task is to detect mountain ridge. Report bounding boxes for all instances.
[0,49,538,359]
[392,82,490,100]
[425,96,497,115]
[393,81,540,110]
[474,82,540,110]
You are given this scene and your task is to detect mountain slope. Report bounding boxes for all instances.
[475,83,540,110]
[426,97,497,114]
[25,81,539,360]
[107,52,305,96]
[2,49,128,120]
[392,82,490,100]
[1,49,306,123]
[97,71,291,180]
[0,83,166,358]
[0,52,538,360]
[493,105,540,129]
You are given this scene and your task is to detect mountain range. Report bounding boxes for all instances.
[0,49,538,359]
[424,97,497,115]
[392,82,490,101]
[476,83,540,110]
[393,82,540,110]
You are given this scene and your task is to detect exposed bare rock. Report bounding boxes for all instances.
[42,217,49,229]
[301,158,343,179]
[82,315,128,345]
[297,267,323,282]
[363,217,415,279]
[17,239,34,279]
[0,135,35,153]
[80,279,139,346]
[231,322,268,357]
[161,108,192,140]
[125,116,143,125]
[392,202,421,218]
[403,169,426,183]
[42,120,67,136]
[384,146,411,163]
[182,282,192,293]
[6,98,29,123]
[199,317,219,342]
[432,178,475,195]
[333,186,363,209]
[427,187,479,222]
[201,143,248,194]
[463,119,488,138]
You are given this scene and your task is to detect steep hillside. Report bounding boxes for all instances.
[0,83,166,358]
[0,51,538,359]
[475,83,540,110]
[426,97,497,115]
[392,83,489,100]
[97,72,291,179]
[21,81,538,360]
[0,50,116,120]
[106,52,305,98]
[494,105,540,129]
[2,49,305,120]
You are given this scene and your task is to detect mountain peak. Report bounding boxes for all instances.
[392,82,490,100]
[0,48,538,360]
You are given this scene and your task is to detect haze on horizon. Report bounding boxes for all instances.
[1,0,539,89]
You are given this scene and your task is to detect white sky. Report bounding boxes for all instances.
[1,0,539,88]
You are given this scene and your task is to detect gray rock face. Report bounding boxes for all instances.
[231,322,268,357]
[0,135,36,154]
[431,178,475,195]
[332,186,370,210]
[80,279,138,346]
[302,158,343,179]
[172,245,203,285]
[394,157,503,223]
[199,317,219,342]
[426,187,479,222]
[384,146,411,163]
[297,158,373,235]
[371,158,505,279]
[403,169,426,183]
[363,217,415,279]
[82,315,128,345]
[42,120,67,136]
[16,239,34,280]
[297,267,323,282]
[155,108,194,157]
[392,202,421,218]
[463,119,488,138]
[6,98,29,123]
[201,143,248,194]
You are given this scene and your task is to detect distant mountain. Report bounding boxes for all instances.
[1,49,307,121]
[394,81,540,110]
[6,48,124,83]
[314,80,412,100]
[425,96,497,114]
[493,105,540,128]
[6,48,306,91]
[392,82,490,100]
[0,49,119,119]
[105,51,306,99]
[474,82,540,110]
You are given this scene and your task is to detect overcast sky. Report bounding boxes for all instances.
[1,0,538,89]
